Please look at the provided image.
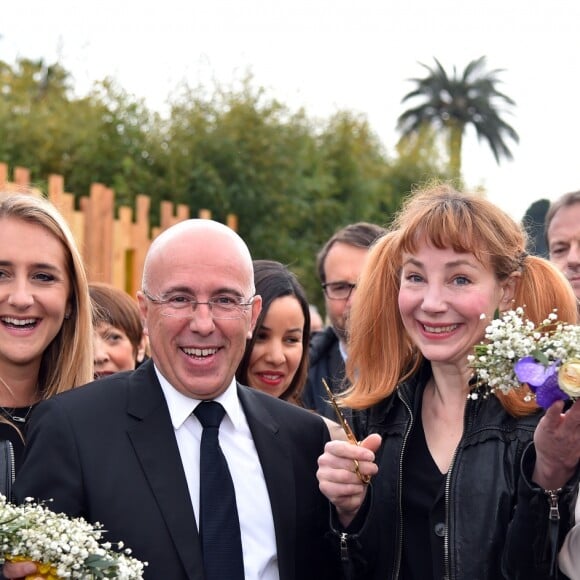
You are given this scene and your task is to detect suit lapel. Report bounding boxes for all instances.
[238,385,297,580]
[126,362,204,580]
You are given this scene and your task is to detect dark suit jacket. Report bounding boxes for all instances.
[14,360,340,580]
[302,327,347,419]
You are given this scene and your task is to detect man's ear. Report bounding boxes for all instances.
[136,291,149,335]
[136,334,148,363]
[249,295,262,333]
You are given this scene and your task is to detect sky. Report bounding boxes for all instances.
[2,0,580,221]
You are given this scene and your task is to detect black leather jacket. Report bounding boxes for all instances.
[338,363,577,580]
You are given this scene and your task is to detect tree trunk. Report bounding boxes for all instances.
[448,122,463,181]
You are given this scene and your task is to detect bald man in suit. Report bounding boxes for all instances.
[5,219,339,580]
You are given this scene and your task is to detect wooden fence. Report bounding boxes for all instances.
[0,163,238,296]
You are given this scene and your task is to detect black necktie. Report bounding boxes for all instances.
[194,401,244,579]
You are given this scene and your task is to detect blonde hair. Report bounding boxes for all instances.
[344,184,578,417]
[0,193,94,399]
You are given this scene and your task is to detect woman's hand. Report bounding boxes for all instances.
[2,561,42,579]
[317,433,381,527]
[533,399,580,489]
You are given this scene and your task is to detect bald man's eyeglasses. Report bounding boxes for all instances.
[142,290,255,319]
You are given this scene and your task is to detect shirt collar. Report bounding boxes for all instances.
[154,364,243,429]
[338,339,348,361]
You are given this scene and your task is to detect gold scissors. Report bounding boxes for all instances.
[322,379,371,484]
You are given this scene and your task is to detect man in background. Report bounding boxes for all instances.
[545,190,580,301]
[548,191,580,579]
[301,222,386,438]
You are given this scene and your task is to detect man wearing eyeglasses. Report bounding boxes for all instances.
[6,219,341,580]
[547,191,580,580]
[302,222,386,438]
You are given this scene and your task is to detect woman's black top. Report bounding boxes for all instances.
[401,398,446,580]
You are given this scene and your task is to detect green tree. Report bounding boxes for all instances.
[397,56,519,179]
[0,59,156,206]
[0,58,72,179]
[317,111,393,226]
[63,79,158,207]
[161,80,408,304]
[0,57,450,305]
[383,124,451,220]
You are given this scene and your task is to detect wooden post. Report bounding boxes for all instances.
[133,194,151,294]
[0,163,7,189]
[226,213,238,231]
[116,206,134,292]
[13,167,30,187]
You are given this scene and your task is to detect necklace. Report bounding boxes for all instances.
[0,374,37,424]
[0,405,33,424]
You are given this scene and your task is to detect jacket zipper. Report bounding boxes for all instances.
[442,449,458,580]
[546,488,561,521]
[393,393,414,580]
[545,488,562,575]
[442,395,470,580]
[339,532,349,562]
[9,441,14,483]
[1,440,15,501]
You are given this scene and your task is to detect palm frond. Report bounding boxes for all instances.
[397,56,519,172]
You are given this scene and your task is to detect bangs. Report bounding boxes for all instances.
[396,195,487,262]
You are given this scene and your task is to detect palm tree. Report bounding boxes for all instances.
[397,56,519,179]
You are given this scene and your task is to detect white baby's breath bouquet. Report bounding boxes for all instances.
[0,494,146,579]
[468,307,580,409]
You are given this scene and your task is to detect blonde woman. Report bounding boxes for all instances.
[0,192,93,481]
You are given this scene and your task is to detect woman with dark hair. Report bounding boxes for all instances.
[237,260,346,440]
[90,282,148,379]
[236,260,310,405]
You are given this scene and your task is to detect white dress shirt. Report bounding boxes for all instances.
[155,366,279,580]
[338,338,348,362]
